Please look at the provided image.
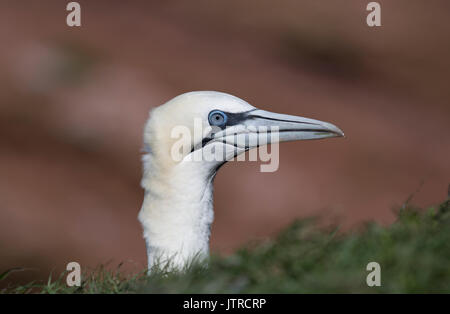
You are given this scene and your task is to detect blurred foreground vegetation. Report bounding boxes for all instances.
[2,199,449,294]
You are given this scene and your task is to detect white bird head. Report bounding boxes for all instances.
[142,91,343,173]
[139,91,344,271]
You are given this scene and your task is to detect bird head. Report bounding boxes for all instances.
[142,91,344,175]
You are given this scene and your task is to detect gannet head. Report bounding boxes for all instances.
[142,91,343,176]
[140,91,344,271]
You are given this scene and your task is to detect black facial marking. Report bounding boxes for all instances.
[215,109,257,129]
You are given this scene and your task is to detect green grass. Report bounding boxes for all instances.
[2,199,450,294]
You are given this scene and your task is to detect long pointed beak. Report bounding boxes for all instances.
[242,109,344,143]
[207,108,344,153]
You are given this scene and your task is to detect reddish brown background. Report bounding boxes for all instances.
[0,1,449,284]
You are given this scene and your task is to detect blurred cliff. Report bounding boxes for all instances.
[0,0,449,284]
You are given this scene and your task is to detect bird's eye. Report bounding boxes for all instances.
[208,110,227,127]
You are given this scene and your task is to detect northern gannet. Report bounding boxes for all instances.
[138,91,344,271]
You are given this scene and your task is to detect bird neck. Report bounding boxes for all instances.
[138,154,216,271]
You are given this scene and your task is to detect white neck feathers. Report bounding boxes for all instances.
[138,151,216,271]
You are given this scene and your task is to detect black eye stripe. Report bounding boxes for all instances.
[209,109,257,129]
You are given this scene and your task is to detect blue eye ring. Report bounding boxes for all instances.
[208,110,227,126]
